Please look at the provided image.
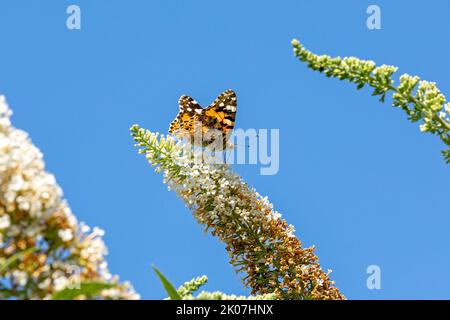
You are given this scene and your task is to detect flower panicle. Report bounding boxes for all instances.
[177,275,208,297]
[0,96,139,300]
[176,275,277,300]
[132,125,345,300]
[291,39,450,163]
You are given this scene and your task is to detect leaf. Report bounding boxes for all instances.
[0,289,16,299]
[371,88,382,96]
[152,265,182,300]
[51,281,115,300]
[0,247,36,273]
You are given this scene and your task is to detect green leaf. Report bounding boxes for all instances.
[0,289,16,299]
[0,247,36,273]
[152,265,182,300]
[51,281,115,300]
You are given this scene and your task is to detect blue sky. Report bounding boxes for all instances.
[0,0,449,299]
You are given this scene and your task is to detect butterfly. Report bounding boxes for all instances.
[169,89,237,150]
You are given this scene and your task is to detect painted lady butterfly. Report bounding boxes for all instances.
[169,89,237,150]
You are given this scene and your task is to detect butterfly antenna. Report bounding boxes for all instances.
[233,143,251,149]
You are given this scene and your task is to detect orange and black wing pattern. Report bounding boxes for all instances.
[168,89,237,148]
[169,95,204,135]
[203,89,237,134]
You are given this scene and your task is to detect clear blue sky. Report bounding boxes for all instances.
[0,0,449,299]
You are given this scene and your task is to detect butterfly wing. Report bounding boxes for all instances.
[203,89,237,133]
[198,89,237,150]
[169,90,237,150]
[169,95,203,135]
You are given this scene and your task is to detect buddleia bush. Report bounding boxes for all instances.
[0,96,138,300]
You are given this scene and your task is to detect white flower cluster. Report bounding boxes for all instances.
[175,275,276,300]
[0,96,139,299]
[132,126,344,299]
[415,81,450,131]
[292,39,450,163]
[166,161,295,240]
[189,291,277,300]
